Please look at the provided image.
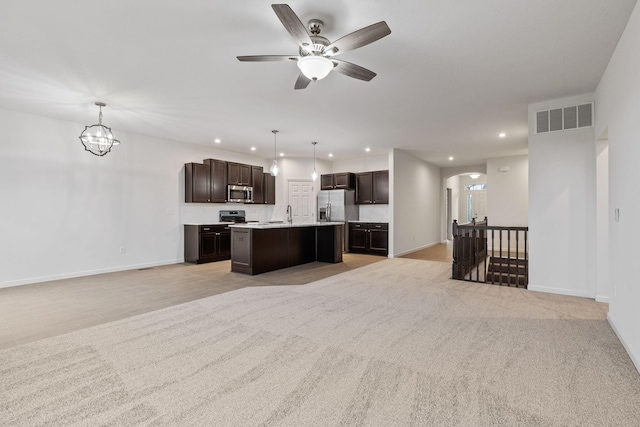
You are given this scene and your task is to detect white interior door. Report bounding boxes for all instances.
[464,189,487,222]
[474,191,487,220]
[288,180,316,224]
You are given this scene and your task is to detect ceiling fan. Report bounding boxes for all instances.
[237,4,391,90]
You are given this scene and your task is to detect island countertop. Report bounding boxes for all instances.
[228,221,345,229]
[230,222,343,275]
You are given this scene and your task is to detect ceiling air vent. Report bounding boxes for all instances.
[535,102,593,134]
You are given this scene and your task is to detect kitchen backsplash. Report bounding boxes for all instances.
[358,204,389,222]
[181,203,275,224]
[181,203,388,224]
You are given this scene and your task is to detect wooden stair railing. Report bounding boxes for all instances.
[452,218,529,288]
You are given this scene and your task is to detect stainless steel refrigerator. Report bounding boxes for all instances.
[317,189,359,252]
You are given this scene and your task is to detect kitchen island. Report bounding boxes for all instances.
[229,222,344,275]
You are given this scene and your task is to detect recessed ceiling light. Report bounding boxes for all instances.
[214,138,221,143]
[498,132,506,138]
[279,152,284,157]
[365,147,371,152]
[328,153,333,157]
[250,147,256,151]
[448,156,454,161]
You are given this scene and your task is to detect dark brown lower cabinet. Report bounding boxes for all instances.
[184,224,231,263]
[348,222,388,256]
[316,225,343,263]
[231,225,342,275]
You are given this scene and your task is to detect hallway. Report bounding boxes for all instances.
[401,241,453,263]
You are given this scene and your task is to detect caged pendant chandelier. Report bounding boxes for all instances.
[79,102,120,156]
[311,141,318,181]
[270,130,279,176]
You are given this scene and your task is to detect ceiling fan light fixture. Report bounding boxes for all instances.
[297,55,333,81]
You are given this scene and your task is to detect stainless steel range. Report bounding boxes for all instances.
[219,209,246,223]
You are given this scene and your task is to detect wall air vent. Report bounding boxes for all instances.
[535,102,593,134]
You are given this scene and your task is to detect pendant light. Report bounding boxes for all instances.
[79,102,120,156]
[311,141,318,181]
[269,130,279,176]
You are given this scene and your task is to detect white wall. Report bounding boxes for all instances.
[595,141,609,303]
[484,155,528,254]
[444,175,460,240]
[528,94,596,299]
[390,149,441,257]
[595,1,640,372]
[331,154,388,174]
[272,157,331,222]
[0,108,275,287]
[486,155,528,227]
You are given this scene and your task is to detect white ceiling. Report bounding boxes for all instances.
[0,0,636,167]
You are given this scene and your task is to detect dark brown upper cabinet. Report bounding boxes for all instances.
[185,159,271,204]
[204,158,228,203]
[263,172,276,205]
[227,162,252,186]
[356,170,389,204]
[251,166,264,204]
[373,170,389,204]
[320,174,334,190]
[185,162,210,203]
[320,172,356,190]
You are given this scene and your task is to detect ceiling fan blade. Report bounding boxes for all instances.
[324,21,391,56]
[237,55,298,62]
[294,73,312,90]
[271,4,314,51]
[332,59,377,81]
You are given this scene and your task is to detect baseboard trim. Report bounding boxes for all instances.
[0,259,183,289]
[527,285,594,299]
[390,241,440,258]
[607,312,640,375]
[595,295,610,303]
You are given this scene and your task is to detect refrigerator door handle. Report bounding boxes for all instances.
[326,203,331,222]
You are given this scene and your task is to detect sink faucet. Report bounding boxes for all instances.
[286,204,292,224]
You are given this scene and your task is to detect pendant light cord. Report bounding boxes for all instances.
[272,130,278,160]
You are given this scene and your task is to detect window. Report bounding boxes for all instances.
[465,184,487,191]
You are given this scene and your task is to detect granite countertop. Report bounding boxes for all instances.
[228,221,345,229]
[348,220,389,224]
[183,222,230,226]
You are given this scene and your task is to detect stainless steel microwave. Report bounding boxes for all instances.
[227,185,253,203]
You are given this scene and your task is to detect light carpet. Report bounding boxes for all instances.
[1,258,639,426]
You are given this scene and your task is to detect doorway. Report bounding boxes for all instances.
[288,180,316,224]
[464,184,487,222]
